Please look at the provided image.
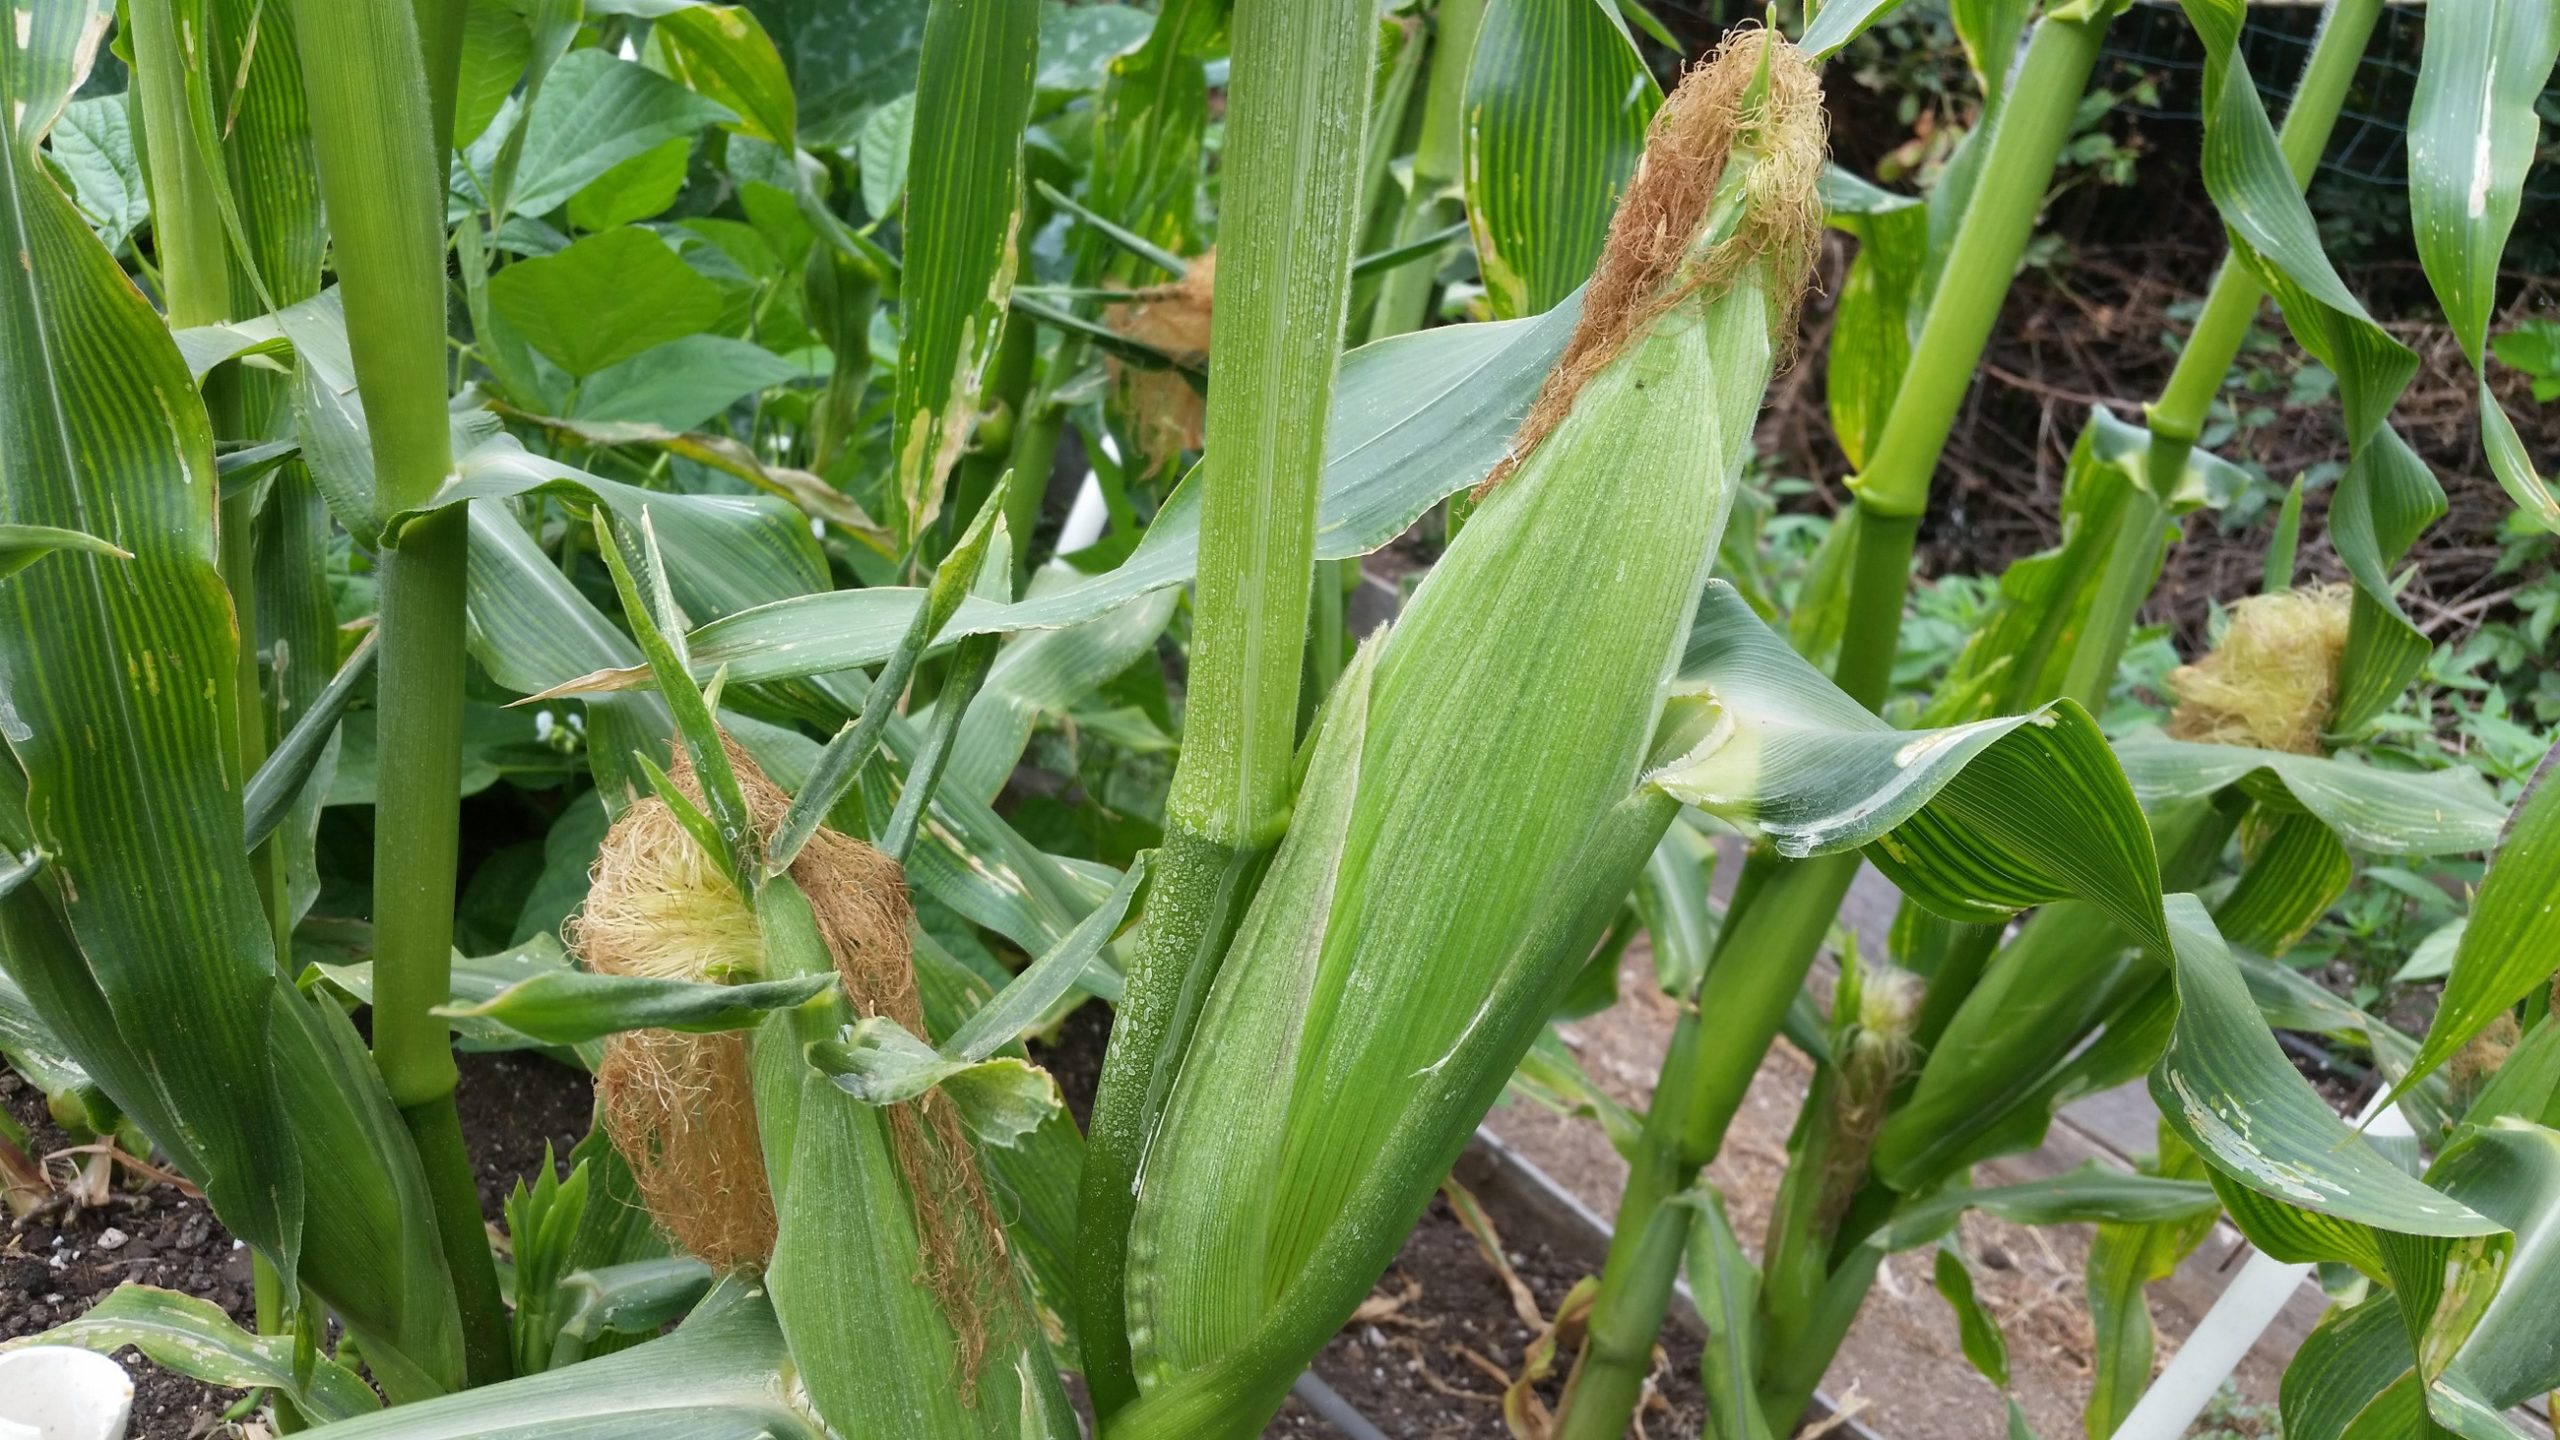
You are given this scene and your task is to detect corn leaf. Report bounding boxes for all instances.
[0,522,128,579]
[547,295,1581,691]
[887,0,1038,542]
[2406,0,2560,533]
[4,1285,379,1424]
[283,1278,822,1439]
[1653,582,2169,950]
[0,0,304,1277]
[2205,1166,2389,1278]
[2281,1291,2428,1440]
[2427,1120,2560,1423]
[2399,750,2560,1098]
[0,966,90,1098]
[1682,1188,1773,1440]
[2152,894,2494,1237]
[2083,1130,2218,1439]
[1866,1164,2221,1252]
[2175,0,2441,736]
[2115,730,2509,856]
[244,631,377,851]
[439,971,835,1045]
[1821,170,1926,475]
[1464,0,1659,319]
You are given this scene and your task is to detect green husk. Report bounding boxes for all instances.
[1112,32,1824,1435]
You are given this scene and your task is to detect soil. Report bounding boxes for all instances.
[2,1069,257,1440]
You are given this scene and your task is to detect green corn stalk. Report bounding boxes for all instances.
[1108,39,1823,1436]
[285,0,514,1384]
[1366,0,1484,342]
[1075,0,1379,1415]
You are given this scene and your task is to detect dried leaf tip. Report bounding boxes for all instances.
[1484,27,1826,493]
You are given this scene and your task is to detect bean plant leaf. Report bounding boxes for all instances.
[2114,729,2510,856]
[888,0,1040,543]
[42,95,148,252]
[507,50,735,218]
[2406,0,2560,533]
[1463,0,1660,319]
[1652,583,2169,951]
[2397,748,2560,1100]
[3,1285,378,1424]
[741,0,930,145]
[487,227,726,379]
[2152,895,2494,1238]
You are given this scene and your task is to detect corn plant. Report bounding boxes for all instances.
[1,1,2556,1439]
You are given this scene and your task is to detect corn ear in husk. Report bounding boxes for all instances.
[1112,33,1825,1434]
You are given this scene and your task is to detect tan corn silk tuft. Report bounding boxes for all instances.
[2446,1012,2521,1105]
[1481,28,1825,496]
[2167,585,2352,755]
[577,772,774,1270]
[575,738,1011,1381]
[1105,250,1215,477]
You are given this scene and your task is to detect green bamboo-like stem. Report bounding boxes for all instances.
[286,0,511,1385]
[1558,848,1861,1440]
[410,0,467,156]
[1369,0,1484,341]
[1075,0,1376,1413]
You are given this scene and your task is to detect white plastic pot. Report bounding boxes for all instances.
[0,1346,133,1440]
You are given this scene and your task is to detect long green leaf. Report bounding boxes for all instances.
[1867,1162,2220,1252]
[1463,0,1659,319]
[0,0,302,1275]
[1653,583,2169,950]
[440,971,835,1046]
[5,1285,378,1424]
[2153,895,2493,1237]
[2115,730,2509,856]
[887,0,1038,543]
[1683,1188,1773,1440]
[2428,1120,2560,1422]
[2399,748,2560,1097]
[547,296,1582,690]
[2281,1291,2428,1440]
[2406,0,2560,532]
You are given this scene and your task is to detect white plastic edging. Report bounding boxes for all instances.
[2105,1095,2413,1440]
[0,1346,134,1440]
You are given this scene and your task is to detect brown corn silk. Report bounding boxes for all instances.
[573,737,1008,1378]
[1105,250,1216,475]
[2166,584,2352,755]
[1481,28,1824,496]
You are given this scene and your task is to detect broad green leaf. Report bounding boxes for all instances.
[1800,0,1922,58]
[284,1278,821,1439]
[1653,583,2170,950]
[2216,811,2352,956]
[548,295,1580,689]
[2407,0,2560,532]
[2400,752,2560,1098]
[550,1257,715,1356]
[2208,1166,2388,1278]
[440,971,835,1046]
[2428,1120,2560,1419]
[3,1285,378,1424]
[2115,729,2509,856]
[508,50,735,218]
[571,334,808,431]
[1086,0,1220,265]
[1463,0,1660,319]
[2392,916,2466,984]
[243,630,376,851]
[2282,1291,2427,1440]
[2084,1131,2218,1439]
[0,0,303,1275]
[2177,0,2442,734]
[0,965,91,1098]
[2153,895,2493,1238]
[42,95,147,252]
[888,0,1040,542]
[654,5,798,149]
[488,227,726,379]
[1683,1188,1773,1440]
[1868,1163,2220,1252]
[563,136,692,232]
[303,933,591,1059]
[741,0,930,146]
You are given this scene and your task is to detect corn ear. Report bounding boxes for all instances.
[1113,34,1824,1433]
